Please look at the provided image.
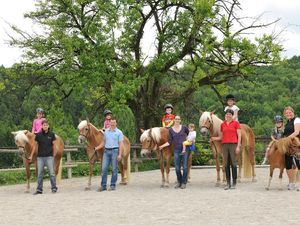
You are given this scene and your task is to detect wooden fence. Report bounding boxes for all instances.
[0,136,271,177]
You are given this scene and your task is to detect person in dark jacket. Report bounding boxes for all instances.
[33,119,57,195]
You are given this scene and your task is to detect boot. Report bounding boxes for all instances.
[224,165,231,190]
[224,182,231,190]
[231,166,237,189]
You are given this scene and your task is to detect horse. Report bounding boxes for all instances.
[11,130,64,193]
[140,127,193,187]
[199,111,256,185]
[77,120,131,190]
[265,136,300,190]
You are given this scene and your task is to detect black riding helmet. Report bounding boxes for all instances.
[274,115,283,123]
[164,103,174,110]
[103,109,112,116]
[225,94,235,101]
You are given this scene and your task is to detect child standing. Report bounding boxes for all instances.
[32,108,45,134]
[261,115,284,165]
[224,94,240,121]
[103,109,113,130]
[161,104,175,127]
[182,123,197,154]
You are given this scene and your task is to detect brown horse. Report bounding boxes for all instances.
[11,130,64,193]
[140,127,193,187]
[265,136,300,190]
[77,120,131,190]
[199,111,256,185]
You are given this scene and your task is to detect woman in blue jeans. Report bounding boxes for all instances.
[159,115,189,189]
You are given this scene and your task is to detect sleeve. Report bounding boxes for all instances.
[294,117,300,124]
[162,115,166,127]
[235,121,241,129]
[185,126,189,135]
[118,130,124,142]
[168,129,173,144]
[224,106,228,112]
[233,105,240,111]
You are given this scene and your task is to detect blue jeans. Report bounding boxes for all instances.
[36,156,57,193]
[174,150,190,184]
[101,148,119,189]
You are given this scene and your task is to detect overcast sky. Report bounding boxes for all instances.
[1,0,300,67]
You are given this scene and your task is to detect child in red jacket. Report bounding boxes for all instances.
[161,104,175,128]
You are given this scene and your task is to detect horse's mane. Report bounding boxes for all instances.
[269,136,300,154]
[78,120,102,133]
[140,127,161,143]
[200,111,223,135]
[14,130,29,143]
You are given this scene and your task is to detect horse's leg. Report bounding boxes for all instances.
[85,162,94,191]
[158,152,165,188]
[250,147,257,182]
[278,167,284,191]
[119,159,127,185]
[265,167,274,190]
[23,159,30,193]
[164,150,172,188]
[211,143,221,186]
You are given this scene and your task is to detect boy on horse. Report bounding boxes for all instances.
[162,104,175,127]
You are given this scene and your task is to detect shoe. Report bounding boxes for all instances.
[109,186,116,191]
[224,184,231,190]
[52,190,57,193]
[297,187,300,192]
[33,191,42,195]
[180,184,186,189]
[174,183,181,189]
[97,187,107,192]
[231,184,236,189]
[287,183,295,190]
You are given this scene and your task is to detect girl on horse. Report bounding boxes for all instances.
[103,109,113,130]
[32,107,45,134]
[161,104,175,127]
[224,94,240,121]
[261,115,284,165]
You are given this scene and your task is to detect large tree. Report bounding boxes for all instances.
[10,0,282,136]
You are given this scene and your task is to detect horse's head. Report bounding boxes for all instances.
[77,120,90,144]
[140,128,161,157]
[199,111,214,137]
[287,137,300,155]
[11,130,29,156]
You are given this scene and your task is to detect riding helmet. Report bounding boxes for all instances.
[273,115,283,123]
[164,103,174,110]
[36,107,44,113]
[225,94,235,100]
[103,109,112,116]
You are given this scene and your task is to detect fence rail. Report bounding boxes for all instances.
[0,136,271,177]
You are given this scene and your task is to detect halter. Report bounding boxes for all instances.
[200,116,214,133]
[79,123,90,139]
[17,145,30,160]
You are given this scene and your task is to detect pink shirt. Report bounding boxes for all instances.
[104,119,111,129]
[32,118,44,133]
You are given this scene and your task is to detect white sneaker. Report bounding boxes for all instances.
[297,187,300,192]
[288,183,295,190]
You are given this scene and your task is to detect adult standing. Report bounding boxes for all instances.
[282,106,300,191]
[211,109,241,190]
[95,118,123,191]
[32,119,57,195]
[159,115,189,189]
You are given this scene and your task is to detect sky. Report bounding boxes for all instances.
[1,0,300,67]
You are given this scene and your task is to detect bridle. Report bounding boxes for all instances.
[17,145,30,160]
[79,124,90,139]
[200,117,214,134]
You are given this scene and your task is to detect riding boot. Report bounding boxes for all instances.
[224,165,231,190]
[231,166,237,189]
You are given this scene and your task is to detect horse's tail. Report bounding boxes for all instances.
[242,125,255,178]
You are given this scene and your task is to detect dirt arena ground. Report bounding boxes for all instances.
[0,167,299,225]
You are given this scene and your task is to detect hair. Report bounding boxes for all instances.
[283,106,294,114]
[110,117,117,122]
[188,123,195,129]
[225,109,234,115]
[42,119,49,125]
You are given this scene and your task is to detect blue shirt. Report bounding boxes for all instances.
[104,128,123,148]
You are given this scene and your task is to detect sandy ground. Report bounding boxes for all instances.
[0,167,299,225]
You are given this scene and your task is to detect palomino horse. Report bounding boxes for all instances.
[265,136,300,190]
[77,120,131,190]
[11,130,64,193]
[140,127,193,187]
[199,111,256,185]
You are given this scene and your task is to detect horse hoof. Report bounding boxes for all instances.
[215,182,220,187]
[252,178,257,182]
[265,187,269,191]
[24,190,30,193]
[119,181,127,185]
[164,184,170,188]
[84,187,91,191]
[278,188,283,191]
[160,184,165,188]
